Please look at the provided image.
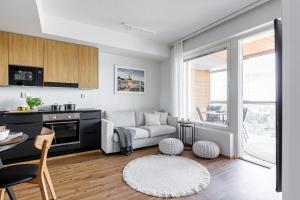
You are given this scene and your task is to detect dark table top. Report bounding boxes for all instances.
[0,133,29,153]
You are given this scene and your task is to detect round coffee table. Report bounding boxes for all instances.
[0,133,29,200]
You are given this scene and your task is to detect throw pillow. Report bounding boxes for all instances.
[144,112,161,126]
[155,112,168,125]
[135,110,154,126]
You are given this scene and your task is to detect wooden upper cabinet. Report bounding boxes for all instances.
[44,40,79,83]
[78,45,98,89]
[9,33,44,67]
[0,32,9,85]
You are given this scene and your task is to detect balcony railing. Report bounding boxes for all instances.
[243,101,276,138]
[209,101,276,137]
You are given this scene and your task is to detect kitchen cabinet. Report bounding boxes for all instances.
[8,33,44,67]
[0,31,99,88]
[0,113,43,161]
[0,110,101,163]
[44,39,79,84]
[0,32,8,86]
[79,45,99,89]
[0,140,40,160]
[0,114,4,125]
[80,111,101,148]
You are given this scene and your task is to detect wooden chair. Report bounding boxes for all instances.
[0,128,56,200]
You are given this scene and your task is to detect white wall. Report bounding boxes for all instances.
[184,0,281,54]
[0,53,161,112]
[159,59,172,113]
[282,0,300,199]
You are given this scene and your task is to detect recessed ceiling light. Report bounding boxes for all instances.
[121,22,157,35]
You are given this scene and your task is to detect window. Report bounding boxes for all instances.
[185,47,229,126]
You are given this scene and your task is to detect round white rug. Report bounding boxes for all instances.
[123,155,210,198]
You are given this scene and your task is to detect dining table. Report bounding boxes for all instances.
[0,133,29,200]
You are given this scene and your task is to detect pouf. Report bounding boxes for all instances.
[159,138,184,155]
[193,141,220,159]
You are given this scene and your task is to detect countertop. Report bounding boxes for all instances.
[0,108,101,115]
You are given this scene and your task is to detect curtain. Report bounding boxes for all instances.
[171,42,190,119]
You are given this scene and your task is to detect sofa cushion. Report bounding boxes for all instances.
[134,110,155,126]
[113,127,149,142]
[144,113,161,126]
[140,125,176,137]
[105,110,135,127]
[155,112,168,125]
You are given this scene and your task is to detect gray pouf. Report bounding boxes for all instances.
[193,140,220,159]
[159,138,184,155]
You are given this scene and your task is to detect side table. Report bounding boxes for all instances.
[177,121,196,150]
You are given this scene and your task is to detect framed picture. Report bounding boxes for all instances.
[115,65,146,94]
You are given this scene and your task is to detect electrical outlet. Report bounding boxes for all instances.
[81,93,87,99]
[20,92,30,98]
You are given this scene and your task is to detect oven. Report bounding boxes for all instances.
[43,113,80,146]
[9,65,44,86]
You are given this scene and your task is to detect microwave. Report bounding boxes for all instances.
[9,65,44,86]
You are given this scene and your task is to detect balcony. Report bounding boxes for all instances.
[243,101,276,164]
[192,100,275,164]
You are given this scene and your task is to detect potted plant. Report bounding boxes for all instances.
[26,97,43,110]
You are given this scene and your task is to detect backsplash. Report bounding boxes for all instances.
[0,87,87,111]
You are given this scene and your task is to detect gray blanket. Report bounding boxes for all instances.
[114,127,134,155]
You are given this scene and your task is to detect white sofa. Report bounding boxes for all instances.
[101,110,178,154]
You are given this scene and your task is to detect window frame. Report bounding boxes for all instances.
[184,43,231,131]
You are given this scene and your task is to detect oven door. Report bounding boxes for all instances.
[43,120,79,146]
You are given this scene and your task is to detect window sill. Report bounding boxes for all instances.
[193,121,231,132]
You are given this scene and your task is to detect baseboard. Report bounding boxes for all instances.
[5,148,102,166]
[220,154,235,159]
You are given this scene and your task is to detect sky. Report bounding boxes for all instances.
[117,67,145,81]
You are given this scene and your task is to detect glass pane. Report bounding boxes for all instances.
[241,31,276,164]
[243,54,275,101]
[186,49,228,126]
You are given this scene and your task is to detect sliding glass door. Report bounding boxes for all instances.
[241,30,276,166]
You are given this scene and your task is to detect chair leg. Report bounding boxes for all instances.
[1,189,5,200]
[44,167,56,199]
[39,175,49,200]
[5,187,16,200]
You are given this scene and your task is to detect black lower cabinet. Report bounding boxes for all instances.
[1,114,43,162]
[0,110,101,163]
[81,131,100,148]
[80,112,101,148]
[6,122,43,140]
[0,115,4,126]
[0,141,39,160]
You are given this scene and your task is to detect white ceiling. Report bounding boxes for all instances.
[0,0,265,60]
[189,56,227,71]
[42,0,260,44]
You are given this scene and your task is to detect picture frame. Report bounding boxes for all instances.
[114,65,146,94]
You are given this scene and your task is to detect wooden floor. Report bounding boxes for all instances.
[4,147,281,200]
